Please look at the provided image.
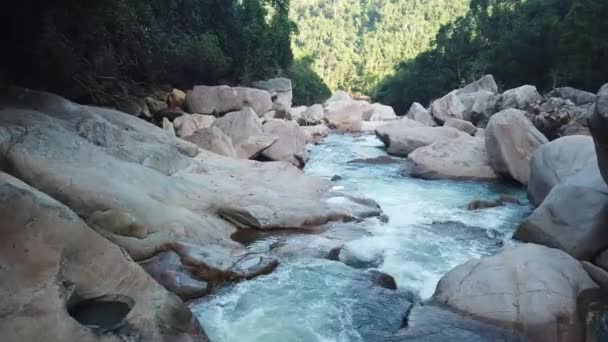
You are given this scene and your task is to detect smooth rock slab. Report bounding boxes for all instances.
[211,107,276,159]
[186,85,272,117]
[260,119,309,168]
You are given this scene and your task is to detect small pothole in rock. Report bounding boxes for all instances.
[67,295,134,334]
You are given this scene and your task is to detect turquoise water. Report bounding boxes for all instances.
[191,133,532,342]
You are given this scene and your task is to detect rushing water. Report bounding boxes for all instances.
[191,133,532,342]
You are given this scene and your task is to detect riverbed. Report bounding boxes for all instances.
[191,133,532,342]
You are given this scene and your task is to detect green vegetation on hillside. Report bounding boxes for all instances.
[291,0,471,93]
[374,0,608,113]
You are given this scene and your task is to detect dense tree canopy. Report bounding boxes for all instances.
[290,0,471,93]
[374,0,608,113]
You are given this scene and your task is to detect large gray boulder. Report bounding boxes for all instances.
[325,91,351,104]
[173,113,216,137]
[261,119,309,168]
[252,78,293,117]
[186,85,272,117]
[444,118,477,136]
[430,91,466,124]
[211,107,276,159]
[298,104,325,126]
[0,172,207,342]
[467,91,502,127]
[499,85,543,110]
[406,102,436,126]
[183,127,238,158]
[324,99,371,132]
[589,83,608,184]
[485,109,548,184]
[528,136,599,205]
[408,136,498,181]
[375,120,465,156]
[433,244,597,342]
[455,74,498,95]
[515,184,608,260]
[546,87,597,106]
[363,103,398,121]
[301,124,330,144]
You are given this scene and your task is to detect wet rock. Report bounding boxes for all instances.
[408,136,498,181]
[485,108,548,184]
[433,244,597,342]
[499,194,521,205]
[388,303,524,342]
[327,246,342,260]
[186,85,272,117]
[367,270,397,290]
[330,175,343,182]
[301,124,330,144]
[347,155,401,165]
[467,199,502,210]
[338,242,384,269]
[0,172,207,341]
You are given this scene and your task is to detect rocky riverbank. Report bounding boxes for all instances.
[1,75,607,341]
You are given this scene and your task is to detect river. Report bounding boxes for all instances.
[191,133,532,342]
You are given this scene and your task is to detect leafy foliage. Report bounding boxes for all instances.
[374,0,608,113]
[289,56,332,106]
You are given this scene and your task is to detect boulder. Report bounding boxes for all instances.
[363,103,397,121]
[409,136,498,181]
[467,91,502,127]
[514,184,608,260]
[0,172,206,341]
[589,83,608,184]
[183,127,238,158]
[406,102,436,126]
[167,88,187,109]
[430,91,466,124]
[546,87,596,106]
[0,87,381,265]
[467,199,502,210]
[527,97,593,140]
[260,119,309,168]
[298,104,325,126]
[252,78,293,117]
[162,117,176,136]
[376,122,463,157]
[433,244,598,342]
[324,99,371,132]
[595,250,608,271]
[301,124,330,144]
[211,107,276,159]
[186,85,272,117]
[499,85,543,110]
[325,90,352,104]
[528,136,599,205]
[485,109,548,184]
[444,118,477,135]
[456,74,499,95]
[145,96,169,114]
[290,106,307,122]
[173,113,216,137]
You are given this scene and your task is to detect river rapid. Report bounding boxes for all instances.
[191,133,532,342]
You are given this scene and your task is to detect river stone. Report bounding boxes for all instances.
[186,85,272,117]
[252,78,292,117]
[485,108,548,184]
[301,124,330,144]
[324,99,371,132]
[408,136,497,181]
[298,104,324,126]
[528,135,598,206]
[430,91,466,124]
[590,83,608,184]
[433,243,597,342]
[183,127,238,158]
[363,103,397,121]
[499,85,543,110]
[546,87,597,106]
[514,184,608,260]
[444,118,477,135]
[0,172,207,341]
[406,102,437,126]
[173,113,216,137]
[388,304,524,342]
[0,87,382,261]
[376,123,464,156]
[261,119,309,168]
[211,107,276,159]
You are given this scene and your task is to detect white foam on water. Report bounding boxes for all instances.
[192,133,532,341]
